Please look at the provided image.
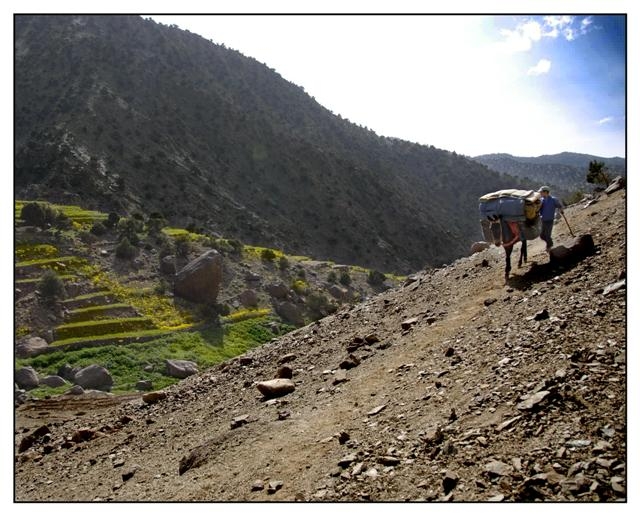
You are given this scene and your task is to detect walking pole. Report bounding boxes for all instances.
[561,212,575,237]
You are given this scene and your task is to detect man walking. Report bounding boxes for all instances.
[538,186,564,251]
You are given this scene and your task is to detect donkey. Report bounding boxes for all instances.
[488,217,527,283]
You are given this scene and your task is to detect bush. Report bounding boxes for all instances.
[118,218,141,246]
[37,269,66,303]
[339,271,352,286]
[291,279,309,295]
[146,215,166,235]
[260,248,276,262]
[367,270,386,286]
[227,239,243,255]
[20,202,60,228]
[327,271,337,284]
[278,256,289,271]
[307,292,337,321]
[154,279,170,295]
[105,212,120,229]
[115,237,138,260]
[90,221,108,236]
[174,235,192,259]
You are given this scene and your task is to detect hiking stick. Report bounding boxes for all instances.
[561,212,575,237]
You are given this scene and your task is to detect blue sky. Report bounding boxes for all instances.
[149,13,626,158]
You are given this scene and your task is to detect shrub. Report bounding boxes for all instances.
[307,292,337,321]
[37,270,66,303]
[154,279,169,295]
[327,271,337,284]
[90,221,108,236]
[174,235,192,258]
[227,239,243,255]
[260,248,276,262]
[291,279,309,295]
[105,212,120,229]
[367,269,386,286]
[296,267,306,279]
[78,230,98,244]
[115,237,138,260]
[278,256,289,271]
[20,202,60,228]
[146,215,166,235]
[339,271,352,286]
[118,218,141,246]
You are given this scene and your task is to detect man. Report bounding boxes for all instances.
[538,185,564,251]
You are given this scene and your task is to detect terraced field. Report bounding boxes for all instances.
[14,200,293,396]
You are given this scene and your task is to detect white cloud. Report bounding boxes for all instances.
[527,59,551,76]
[597,116,614,125]
[498,19,542,53]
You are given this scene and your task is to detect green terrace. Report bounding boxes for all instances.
[15,255,87,273]
[15,200,108,225]
[16,274,78,285]
[54,316,156,341]
[65,303,137,323]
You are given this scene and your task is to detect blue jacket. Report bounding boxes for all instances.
[540,195,563,222]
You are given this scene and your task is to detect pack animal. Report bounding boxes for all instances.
[479,190,542,283]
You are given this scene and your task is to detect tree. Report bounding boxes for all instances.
[37,269,66,304]
[587,160,611,187]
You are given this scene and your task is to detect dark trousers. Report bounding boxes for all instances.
[540,220,554,249]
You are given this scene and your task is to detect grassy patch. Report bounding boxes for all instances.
[66,303,134,322]
[221,308,271,324]
[49,328,174,348]
[16,274,77,284]
[19,316,284,394]
[54,316,156,340]
[244,245,285,260]
[15,255,87,269]
[15,243,59,262]
[87,268,195,329]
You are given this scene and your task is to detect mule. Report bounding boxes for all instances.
[488,217,527,283]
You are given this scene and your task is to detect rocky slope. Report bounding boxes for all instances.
[14,188,626,502]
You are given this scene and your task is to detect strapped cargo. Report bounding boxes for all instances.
[479,189,542,243]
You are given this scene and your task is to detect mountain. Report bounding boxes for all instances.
[14,186,627,502]
[472,152,626,198]
[14,14,524,275]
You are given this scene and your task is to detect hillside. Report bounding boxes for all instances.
[472,152,626,199]
[14,14,526,274]
[14,187,626,502]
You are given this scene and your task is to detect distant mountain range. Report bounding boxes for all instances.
[472,152,626,197]
[15,15,614,274]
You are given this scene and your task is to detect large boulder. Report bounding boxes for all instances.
[266,283,290,300]
[15,367,39,390]
[165,359,198,379]
[274,301,304,326]
[40,375,67,388]
[605,176,625,195]
[174,250,223,304]
[239,289,259,308]
[550,234,595,265]
[74,364,113,391]
[15,336,49,358]
[327,284,349,301]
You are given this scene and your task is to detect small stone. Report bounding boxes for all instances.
[142,391,167,404]
[332,369,348,385]
[339,355,360,370]
[338,453,357,468]
[483,298,497,306]
[267,480,284,494]
[251,480,264,491]
[256,379,295,399]
[276,365,293,379]
[566,439,592,448]
[444,347,455,357]
[487,494,505,502]
[496,415,522,432]
[230,414,250,429]
[277,410,291,421]
[379,456,401,466]
[279,353,297,364]
[367,405,386,416]
[401,317,418,330]
[532,309,550,321]
[484,460,512,477]
[122,465,139,482]
[442,470,459,494]
[517,391,550,411]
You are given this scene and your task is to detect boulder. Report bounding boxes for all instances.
[239,289,259,308]
[15,336,49,358]
[40,375,67,388]
[550,234,595,265]
[74,364,113,391]
[160,255,176,275]
[15,366,39,390]
[142,391,167,404]
[57,363,78,381]
[470,241,491,255]
[136,380,153,391]
[266,283,290,300]
[256,379,295,399]
[165,359,198,379]
[274,301,304,326]
[328,284,349,301]
[174,250,223,304]
[605,176,625,194]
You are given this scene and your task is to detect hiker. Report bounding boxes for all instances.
[538,186,564,251]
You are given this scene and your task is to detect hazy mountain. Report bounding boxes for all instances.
[472,152,626,198]
[15,14,525,274]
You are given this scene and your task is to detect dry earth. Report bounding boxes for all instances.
[14,189,627,503]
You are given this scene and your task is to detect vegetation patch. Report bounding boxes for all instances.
[65,303,136,323]
[20,316,285,394]
[49,328,174,349]
[244,245,285,260]
[221,308,271,324]
[16,274,77,285]
[15,255,87,274]
[15,243,59,262]
[87,268,195,329]
[54,316,156,340]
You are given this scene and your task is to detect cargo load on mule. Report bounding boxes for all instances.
[478,189,542,282]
